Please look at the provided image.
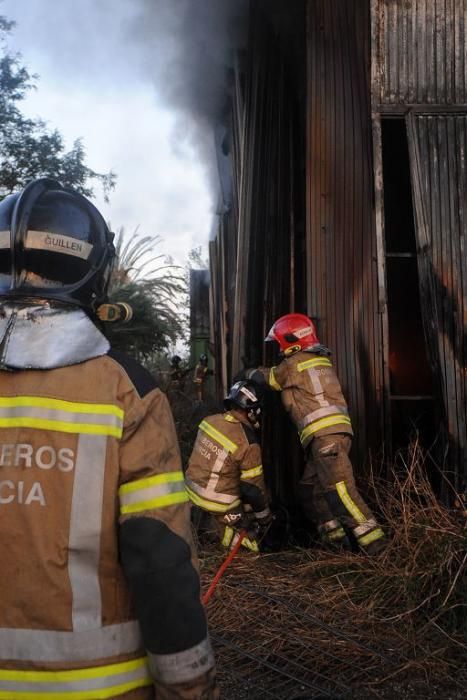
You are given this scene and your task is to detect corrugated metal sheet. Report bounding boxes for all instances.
[372,0,467,106]
[209,211,237,396]
[209,1,307,506]
[407,112,467,493]
[212,2,306,384]
[370,1,467,489]
[306,0,385,462]
[206,0,467,498]
[190,269,210,339]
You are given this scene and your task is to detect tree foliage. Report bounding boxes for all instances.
[0,16,115,199]
[104,229,187,361]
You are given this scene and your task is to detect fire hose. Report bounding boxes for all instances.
[202,517,275,604]
[202,529,247,605]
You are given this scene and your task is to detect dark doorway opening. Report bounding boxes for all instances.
[381,119,437,462]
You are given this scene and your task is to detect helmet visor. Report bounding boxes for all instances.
[264,323,276,342]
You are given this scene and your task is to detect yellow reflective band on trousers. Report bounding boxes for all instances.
[326,527,346,542]
[0,396,124,438]
[0,657,151,699]
[222,526,234,547]
[335,481,366,522]
[358,528,385,547]
[268,368,281,391]
[199,420,237,453]
[297,357,332,372]
[240,464,263,479]
[119,471,188,515]
[299,415,352,443]
[186,485,241,513]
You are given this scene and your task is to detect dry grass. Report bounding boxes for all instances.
[197,444,467,699]
[167,388,220,466]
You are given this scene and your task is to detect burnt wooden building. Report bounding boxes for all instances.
[208,0,467,504]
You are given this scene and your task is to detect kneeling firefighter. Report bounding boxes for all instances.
[243,313,385,555]
[186,381,272,552]
[0,178,218,699]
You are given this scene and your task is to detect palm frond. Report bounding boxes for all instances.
[104,228,188,361]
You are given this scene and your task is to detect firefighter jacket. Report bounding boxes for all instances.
[192,364,212,385]
[248,346,353,449]
[0,317,216,699]
[185,412,270,520]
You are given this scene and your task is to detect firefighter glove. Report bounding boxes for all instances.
[222,510,259,539]
[221,509,250,532]
[254,508,273,527]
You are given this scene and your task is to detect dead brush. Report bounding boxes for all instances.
[200,443,467,698]
[167,387,221,466]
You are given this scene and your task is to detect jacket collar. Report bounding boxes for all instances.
[0,302,109,370]
[302,343,332,357]
[224,409,251,427]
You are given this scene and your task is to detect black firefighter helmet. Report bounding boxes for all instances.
[0,178,115,311]
[224,380,263,429]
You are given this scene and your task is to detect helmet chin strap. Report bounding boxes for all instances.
[96,302,133,323]
[283,344,301,357]
[247,408,261,430]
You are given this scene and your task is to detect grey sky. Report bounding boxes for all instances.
[1,0,214,265]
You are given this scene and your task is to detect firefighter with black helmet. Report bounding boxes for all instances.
[0,179,218,699]
[244,313,385,555]
[193,353,213,402]
[186,380,272,552]
[169,354,190,392]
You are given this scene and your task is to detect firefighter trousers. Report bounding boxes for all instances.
[299,434,385,551]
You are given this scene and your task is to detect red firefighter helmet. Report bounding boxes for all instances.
[265,313,319,355]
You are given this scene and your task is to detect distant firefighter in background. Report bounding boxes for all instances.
[169,354,190,391]
[186,380,272,552]
[242,313,386,556]
[193,353,214,401]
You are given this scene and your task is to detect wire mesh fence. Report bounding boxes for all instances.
[201,536,466,700]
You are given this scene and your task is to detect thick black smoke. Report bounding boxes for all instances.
[127,0,249,194]
[3,0,248,211]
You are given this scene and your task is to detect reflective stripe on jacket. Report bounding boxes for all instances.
[0,658,152,699]
[186,412,268,516]
[0,348,214,699]
[254,350,353,447]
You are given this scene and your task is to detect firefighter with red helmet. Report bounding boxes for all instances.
[244,313,385,555]
[0,179,218,699]
[186,381,272,552]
